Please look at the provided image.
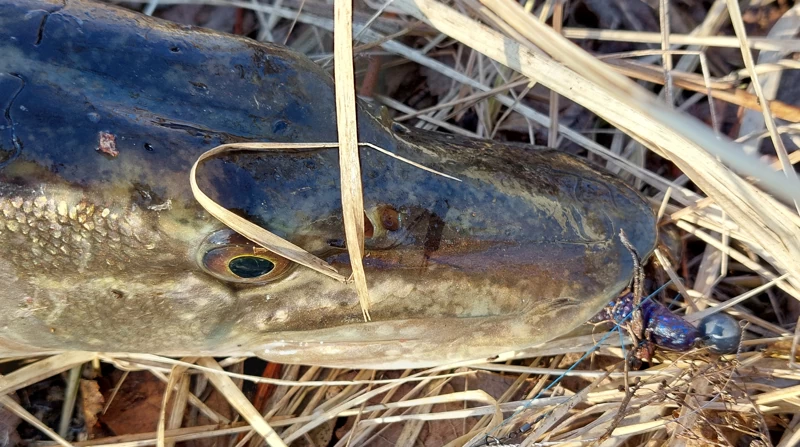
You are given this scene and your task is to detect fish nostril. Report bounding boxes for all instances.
[327,239,346,248]
[391,122,409,134]
[379,206,399,231]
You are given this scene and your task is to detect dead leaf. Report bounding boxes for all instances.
[99,371,165,436]
[80,380,104,438]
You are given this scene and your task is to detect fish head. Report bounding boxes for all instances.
[0,132,656,368]
[0,0,657,368]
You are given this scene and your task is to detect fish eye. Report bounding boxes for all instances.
[199,230,292,283]
[228,256,275,278]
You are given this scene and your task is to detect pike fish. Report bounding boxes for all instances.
[0,0,657,368]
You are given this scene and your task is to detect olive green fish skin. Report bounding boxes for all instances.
[0,0,656,368]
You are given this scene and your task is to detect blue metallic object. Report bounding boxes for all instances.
[698,313,742,354]
[593,293,742,354]
[592,293,700,351]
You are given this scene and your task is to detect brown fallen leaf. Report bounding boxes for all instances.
[80,380,104,439]
[99,371,165,436]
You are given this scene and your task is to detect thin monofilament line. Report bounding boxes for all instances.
[474,280,674,445]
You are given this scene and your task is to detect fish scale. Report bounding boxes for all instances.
[0,193,157,273]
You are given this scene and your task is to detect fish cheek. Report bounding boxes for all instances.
[5,272,242,352]
[0,256,46,348]
[0,193,182,278]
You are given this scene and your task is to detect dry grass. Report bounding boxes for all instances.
[5,0,800,446]
[332,0,373,321]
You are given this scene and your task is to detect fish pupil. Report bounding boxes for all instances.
[228,256,275,278]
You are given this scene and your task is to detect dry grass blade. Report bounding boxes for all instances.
[355,391,504,426]
[156,371,178,447]
[190,141,346,281]
[561,27,800,51]
[164,370,190,447]
[686,273,791,322]
[725,0,800,210]
[58,365,81,438]
[196,358,287,447]
[0,395,73,447]
[602,58,800,122]
[525,370,611,445]
[157,358,196,447]
[738,9,800,166]
[0,352,96,397]
[285,386,501,443]
[102,353,475,386]
[333,0,371,321]
[658,0,673,105]
[393,0,800,293]
[102,370,128,415]
[148,369,230,424]
[361,142,461,181]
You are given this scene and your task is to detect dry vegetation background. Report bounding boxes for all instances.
[2,0,800,446]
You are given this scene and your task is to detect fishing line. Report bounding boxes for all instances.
[473,280,674,446]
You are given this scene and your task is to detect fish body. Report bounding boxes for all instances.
[0,0,657,368]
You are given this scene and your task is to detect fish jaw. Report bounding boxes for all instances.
[0,179,640,368]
